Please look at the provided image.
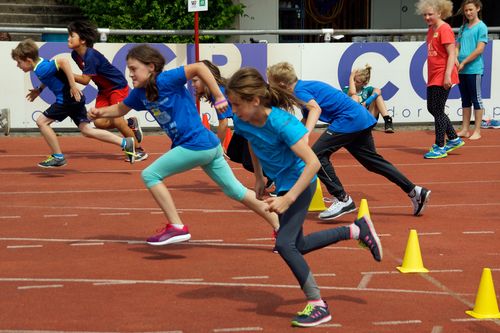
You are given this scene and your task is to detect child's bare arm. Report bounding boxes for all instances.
[56,57,83,101]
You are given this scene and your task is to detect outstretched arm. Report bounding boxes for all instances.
[56,57,83,102]
[88,102,131,120]
[184,63,228,113]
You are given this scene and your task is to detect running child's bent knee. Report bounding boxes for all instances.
[142,167,163,188]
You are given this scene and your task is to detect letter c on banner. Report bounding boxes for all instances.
[338,43,400,99]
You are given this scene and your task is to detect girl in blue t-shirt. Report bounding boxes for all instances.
[88,44,279,245]
[267,62,431,221]
[456,0,488,140]
[226,67,382,328]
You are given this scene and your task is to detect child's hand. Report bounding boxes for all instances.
[26,88,40,102]
[70,86,83,102]
[254,177,266,200]
[265,196,293,214]
[213,97,228,114]
[87,106,100,120]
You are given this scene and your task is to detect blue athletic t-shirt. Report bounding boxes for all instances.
[233,106,316,193]
[457,21,488,75]
[71,48,128,93]
[209,86,233,120]
[34,58,82,105]
[294,80,376,133]
[124,67,220,150]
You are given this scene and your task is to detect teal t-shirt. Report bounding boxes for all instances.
[457,21,488,75]
[342,85,375,104]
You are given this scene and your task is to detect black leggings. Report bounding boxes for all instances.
[275,181,351,300]
[427,86,458,147]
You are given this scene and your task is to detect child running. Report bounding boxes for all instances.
[67,21,148,161]
[267,62,431,220]
[343,65,394,133]
[225,67,382,328]
[455,0,488,140]
[87,44,279,244]
[11,39,135,167]
[416,0,465,158]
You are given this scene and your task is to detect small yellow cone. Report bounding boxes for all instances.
[357,198,371,220]
[466,268,500,319]
[397,229,429,273]
[308,178,327,212]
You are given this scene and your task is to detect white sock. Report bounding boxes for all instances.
[170,224,184,229]
[308,299,326,307]
[350,223,360,240]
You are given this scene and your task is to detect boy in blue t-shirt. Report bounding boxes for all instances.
[11,39,135,168]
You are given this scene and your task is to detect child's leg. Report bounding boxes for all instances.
[427,86,454,147]
[201,145,279,230]
[457,75,472,137]
[470,75,485,140]
[78,122,122,146]
[458,107,472,138]
[36,114,61,154]
[470,108,484,140]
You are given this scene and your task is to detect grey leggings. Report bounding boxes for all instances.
[275,181,351,300]
[427,86,458,147]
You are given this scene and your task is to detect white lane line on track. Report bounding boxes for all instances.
[314,273,336,277]
[462,231,495,234]
[213,328,263,332]
[18,284,63,290]
[231,276,269,280]
[450,318,500,322]
[431,326,443,333]
[7,245,43,249]
[189,239,223,243]
[0,277,476,297]
[0,216,21,219]
[99,212,130,216]
[361,269,463,275]
[43,214,78,218]
[70,243,104,246]
[357,273,373,289]
[0,331,182,333]
[373,320,422,326]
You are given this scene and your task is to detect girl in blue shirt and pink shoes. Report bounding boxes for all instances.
[88,44,279,245]
[267,62,431,221]
[225,67,382,328]
[455,0,488,140]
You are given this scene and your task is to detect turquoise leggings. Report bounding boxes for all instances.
[142,145,247,201]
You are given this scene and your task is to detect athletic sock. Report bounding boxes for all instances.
[121,138,127,149]
[53,153,64,159]
[349,223,360,240]
[170,223,184,229]
[308,299,326,307]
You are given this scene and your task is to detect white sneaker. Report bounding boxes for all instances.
[409,186,431,216]
[0,108,10,135]
[318,196,356,220]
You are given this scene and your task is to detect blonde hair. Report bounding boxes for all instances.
[266,62,298,89]
[226,67,302,112]
[355,64,372,85]
[415,0,454,19]
[11,39,39,61]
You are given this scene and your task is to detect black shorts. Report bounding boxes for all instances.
[43,99,90,126]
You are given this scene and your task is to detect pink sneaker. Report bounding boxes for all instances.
[146,224,191,246]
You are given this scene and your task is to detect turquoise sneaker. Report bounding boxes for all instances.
[424,145,447,159]
[445,138,465,153]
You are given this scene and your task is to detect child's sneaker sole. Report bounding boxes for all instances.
[147,233,191,246]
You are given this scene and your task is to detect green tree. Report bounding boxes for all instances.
[65,0,245,43]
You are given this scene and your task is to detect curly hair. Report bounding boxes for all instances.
[415,0,454,19]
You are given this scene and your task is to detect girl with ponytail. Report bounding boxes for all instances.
[88,44,279,246]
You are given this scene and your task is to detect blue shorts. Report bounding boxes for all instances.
[458,74,484,110]
[43,98,90,126]
[141,144,247,201]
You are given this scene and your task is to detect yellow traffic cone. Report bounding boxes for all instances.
[466,268,500,319]
[357,198,371,220]
[308,178,327,212]
[397,229,429,273]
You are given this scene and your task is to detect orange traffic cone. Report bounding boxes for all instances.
[202,113,210,129]
[223,127,233,151]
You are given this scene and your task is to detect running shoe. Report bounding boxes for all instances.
[384,117,395,133]
[490,119,500,128]
[123,137,135,164]
[318,196,356,220]
[409,186,431,216]
[127,116,143,143]
[38,155,67,168]
[444,137,464,153]
[354,215,383,262]
[0,108,10,136]
[424,145,447,159]
[291,303,332,327]
[146,224,191,246]
[135,147,148,162]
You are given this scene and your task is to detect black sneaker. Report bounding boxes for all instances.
[127,117,143,143]
[384,116,394,133]
[409,186,431,216]
[123,137,135,164]
[354,215,383,262]
[291,303,332,327]
[38,155,67,168]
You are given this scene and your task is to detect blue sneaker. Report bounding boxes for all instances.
[489,119,500,129]
[445,138,465,153]
[424,145,447,159]
[291,303,332,327]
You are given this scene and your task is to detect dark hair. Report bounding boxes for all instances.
[457,0,482,35]
[11,39,38,61]
[126,44,166,102]
[0,32,11,41]
[226,67,303,112]
[196,60,227,105]
[67,21,98,47]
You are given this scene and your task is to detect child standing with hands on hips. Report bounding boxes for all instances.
[455,0,488,140]
[12,39,135,167]
[88,44,279,245]
[226,67,383,328]
[416,0,465,159]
